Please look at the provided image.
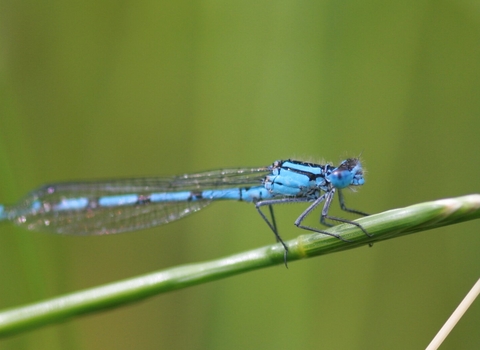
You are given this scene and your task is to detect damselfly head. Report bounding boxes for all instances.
[327,158,365,189]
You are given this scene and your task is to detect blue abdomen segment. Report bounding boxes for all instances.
[56,198,90,210]
[99,195,138,207]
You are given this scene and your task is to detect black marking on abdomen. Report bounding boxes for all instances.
[190,191,203,201]
[136,195,151,205]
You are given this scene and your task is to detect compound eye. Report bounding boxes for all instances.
[328,169,354,189]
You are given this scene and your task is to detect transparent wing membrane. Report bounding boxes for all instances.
[4,167,270,235]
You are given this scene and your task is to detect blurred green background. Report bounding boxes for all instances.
[1,1,479,349]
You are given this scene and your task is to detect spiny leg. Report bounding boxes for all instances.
[294,192,351,242]
[268,205,279,241]
[320,189,372,238]
[256,197,313,266]
[337,189,369,216]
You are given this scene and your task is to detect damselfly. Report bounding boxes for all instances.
[0,158,370,261]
